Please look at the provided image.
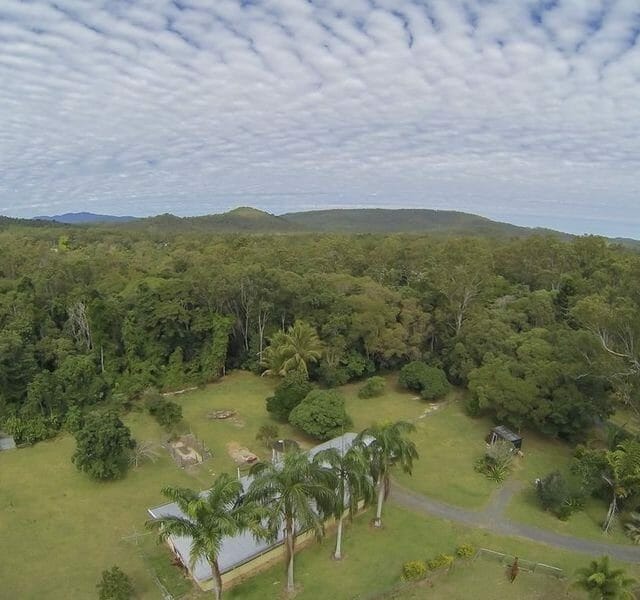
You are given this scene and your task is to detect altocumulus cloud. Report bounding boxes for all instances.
[0,0,639,236]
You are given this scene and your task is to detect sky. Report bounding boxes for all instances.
[1,0,639,237]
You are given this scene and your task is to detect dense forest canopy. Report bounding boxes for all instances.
[1,224,638,443]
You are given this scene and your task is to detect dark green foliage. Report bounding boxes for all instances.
[536,471,585,520]
[358,376,386,399]
[266,370,313,421]
[289,389,352,440]
[72,411,134,480]
[474,440,514,483]
[97,566,134,600]
[144,391,182,430]
[399,361,450,400]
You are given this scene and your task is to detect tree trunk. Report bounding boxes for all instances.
[100,344,105,374]
[210,559,223,600]
[603,492,618,533]
[334,514,344,559]
[373,477,384,528]
[285,519,296,592]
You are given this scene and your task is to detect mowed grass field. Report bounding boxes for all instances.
[1,371,637,599]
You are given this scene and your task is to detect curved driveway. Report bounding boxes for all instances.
[390,480,640,564]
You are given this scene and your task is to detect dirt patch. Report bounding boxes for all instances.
[226,441,259,465]
[207,409,237,420]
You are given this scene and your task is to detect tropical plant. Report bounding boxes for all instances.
[129,440,161,468]
[474,440,514,483]
[261,320,322,377]
[624,512,640,545]
[255,424,279,450]
[574,556,637,599]
[601,441,640,533]
[315,444,375,560]
[97,566,134,600]
[246,450,337,593]
[356,421,418,527]
[146,474,266,600]
[402,560,427,581]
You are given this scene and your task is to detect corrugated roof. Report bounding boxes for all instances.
[147,432,360,582]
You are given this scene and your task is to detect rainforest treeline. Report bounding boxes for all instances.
[1,226,638,443]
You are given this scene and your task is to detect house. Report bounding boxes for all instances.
[147,432,360,591]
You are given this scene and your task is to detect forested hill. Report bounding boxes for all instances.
[26,206,577,240]
[280,208,562,237]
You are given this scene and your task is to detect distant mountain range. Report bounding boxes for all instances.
[7,206,637,247]
[35,212,136,224]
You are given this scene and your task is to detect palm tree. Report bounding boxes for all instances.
[146,474,265,600]
[575,556,637,599]
[624,512,640,544]
[246,450,337,593]
[262,320,322,377]
[315,443,375,560]
[356,421,418,528]
[601,440,640,533]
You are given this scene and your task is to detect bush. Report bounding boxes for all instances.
[266,370,313,421]
[144,391,182,430]
[97,566,134,600]
[399,362,450,400]
[72,411,135,480]
[358,376,386,399]
[289,389,352,440]
[427,553,454,571]
[402,560,427,581]
[456,543,475,559]
[536,470,586,520]
[474,440,514,483]
[3,414,54,445]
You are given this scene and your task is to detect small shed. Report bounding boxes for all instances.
[0,432,16,451]
[490,426,522,450]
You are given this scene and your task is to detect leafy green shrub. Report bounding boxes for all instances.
[3,414,54,445]
[402,560,427,581]
[536,470,586,520]
[97,566,134,600]
[144,390,182,430]
[427,553,454,571]
[358,376,386,399]
[266,370,313,421]
[72,411,135,480]
[399,362,450,400]
[456,543,475,559]
[289,389,352,440]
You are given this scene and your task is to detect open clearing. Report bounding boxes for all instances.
[1,371,637,599]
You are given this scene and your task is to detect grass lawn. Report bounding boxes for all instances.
[227,503,640,600]
[391,561,582,599]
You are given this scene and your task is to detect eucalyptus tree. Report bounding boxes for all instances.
[146,474,266,600]
[315,444,375,560]
[246,450,337,593]
[356,421,418,528]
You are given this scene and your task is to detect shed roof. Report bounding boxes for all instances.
[492,425,522,442]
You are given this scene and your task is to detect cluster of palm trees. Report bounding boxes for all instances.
[147,420,418,600]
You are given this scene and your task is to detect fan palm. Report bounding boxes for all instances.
[356,421,418,528]
[315,444,375,560]
[625,512,640,544]
[262,320,322,377]
[246,450,337,593]
[146,474,266,600]
[574,556,637,599]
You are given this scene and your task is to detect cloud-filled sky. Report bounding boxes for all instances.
[1,0,639,236]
